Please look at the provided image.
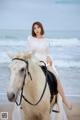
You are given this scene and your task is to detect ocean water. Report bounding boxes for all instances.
[0,29,80,103]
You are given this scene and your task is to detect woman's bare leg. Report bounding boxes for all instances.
[47,66,72,110]
[57,79,72,109]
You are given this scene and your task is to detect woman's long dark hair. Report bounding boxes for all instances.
[32,21,44,37]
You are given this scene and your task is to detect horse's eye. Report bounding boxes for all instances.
[20,68,25,72]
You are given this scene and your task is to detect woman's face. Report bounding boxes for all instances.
[33,24,42,36]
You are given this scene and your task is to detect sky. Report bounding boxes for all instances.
[0,0,80,31]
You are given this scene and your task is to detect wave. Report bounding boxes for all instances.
[48,38,80,47]
[0,38,80,46]
[0,55,80,68]
[54,60,80,68]
[0,39,26,46]
[0,38,80,68]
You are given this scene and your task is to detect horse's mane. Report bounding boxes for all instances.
[12,52,42,66]
[13,52,32,60]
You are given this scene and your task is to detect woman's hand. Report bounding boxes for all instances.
[46,56,52,66]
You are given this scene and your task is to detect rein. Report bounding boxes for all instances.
[12,58,48,106]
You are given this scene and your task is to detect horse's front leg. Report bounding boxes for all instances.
[12,104,25,120]
[42,112,50,120]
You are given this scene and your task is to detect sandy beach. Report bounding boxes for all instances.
[0,96,80,120]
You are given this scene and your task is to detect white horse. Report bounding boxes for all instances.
[7,52,63,120]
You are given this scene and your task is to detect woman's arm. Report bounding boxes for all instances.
[45,40,53,66]
[46,56,52,66]
[26,36,35,54]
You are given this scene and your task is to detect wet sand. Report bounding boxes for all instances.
[0,96,80,120]
[0,103,14,120]
[64,96,80,120]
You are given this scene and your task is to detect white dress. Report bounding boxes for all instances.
[26,36,59,77]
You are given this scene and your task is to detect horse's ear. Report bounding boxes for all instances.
[25,52,32,59]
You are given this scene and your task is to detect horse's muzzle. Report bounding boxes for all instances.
[7,92,16,102]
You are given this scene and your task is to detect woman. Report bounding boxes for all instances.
[26,21,72,110]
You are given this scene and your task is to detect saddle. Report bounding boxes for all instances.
[40,65,58,102]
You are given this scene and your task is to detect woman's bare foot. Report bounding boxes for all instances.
[63,97,72,110]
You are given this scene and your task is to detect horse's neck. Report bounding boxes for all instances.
[23,60,46,100]
[28,59,45,82]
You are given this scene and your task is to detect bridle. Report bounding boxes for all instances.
[12,58,48,106]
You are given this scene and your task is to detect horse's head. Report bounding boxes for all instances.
[7,52,32,102]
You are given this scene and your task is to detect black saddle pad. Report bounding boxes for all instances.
[40,66,58,96]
